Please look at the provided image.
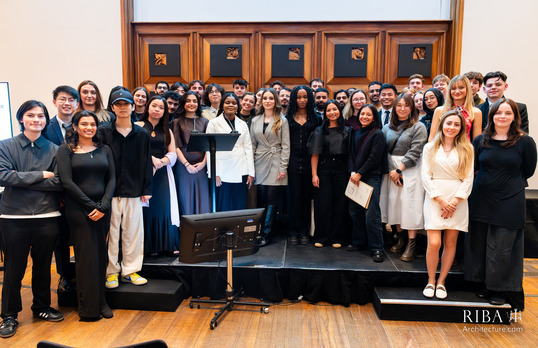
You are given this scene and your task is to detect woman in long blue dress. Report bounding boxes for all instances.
[171,91,210,215]
[135,95,179,256]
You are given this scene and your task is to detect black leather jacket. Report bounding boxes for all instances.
[0,134,62,215]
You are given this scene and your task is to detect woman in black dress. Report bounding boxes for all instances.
[286,85,321,245]
[56,111,116,321]
[135,95,179,256]
[309,99,351,248]
[465,98,537,310]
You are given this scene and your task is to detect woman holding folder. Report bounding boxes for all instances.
[347,104,387,262]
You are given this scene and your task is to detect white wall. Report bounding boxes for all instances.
[460,0,538,188]
[0,0,122,131]
[133,0,451,22]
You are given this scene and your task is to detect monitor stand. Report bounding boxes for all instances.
[189,232,271,330]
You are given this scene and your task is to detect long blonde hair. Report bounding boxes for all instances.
[440,75,474,121]
[256,88,283,135]
[428,109,473,179]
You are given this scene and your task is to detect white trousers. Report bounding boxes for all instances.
[107,197,144,276]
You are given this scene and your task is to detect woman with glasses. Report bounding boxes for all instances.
[342,89,368,131]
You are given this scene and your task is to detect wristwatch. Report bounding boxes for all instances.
[396,169,402,174]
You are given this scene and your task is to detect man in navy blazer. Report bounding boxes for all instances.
[479,71,529,133]
[43,85,79,294]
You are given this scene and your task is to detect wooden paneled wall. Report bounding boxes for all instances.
[129,21,454,95]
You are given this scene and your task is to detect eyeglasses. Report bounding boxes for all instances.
[209,90,221,95]
[57,97,76,104]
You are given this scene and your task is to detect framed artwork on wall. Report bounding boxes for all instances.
[148,44,181,76]
[271,44,305,78]
[334,44,368,77]
[210,45,242,77]
[397,43,433,77]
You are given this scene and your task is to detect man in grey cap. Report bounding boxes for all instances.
[98,89,153,288]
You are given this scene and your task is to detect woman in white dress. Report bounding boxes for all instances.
[421,109,473,299]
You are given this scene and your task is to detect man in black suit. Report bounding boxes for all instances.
[43,85,79,294]
[479,71,529,133]
[378,83,398,128]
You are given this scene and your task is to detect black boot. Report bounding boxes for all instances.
[255,206,277,247]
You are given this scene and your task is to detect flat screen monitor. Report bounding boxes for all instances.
[0,82,13,141]
[179,208,264,264]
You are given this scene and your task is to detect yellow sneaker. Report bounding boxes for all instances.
[121,272,147,286]
[105,274,119,289]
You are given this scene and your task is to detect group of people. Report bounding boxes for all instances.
[0,70,535,338]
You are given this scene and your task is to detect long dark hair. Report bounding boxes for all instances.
[139,95,171,148]
[390,93,418,130]
[357,104,380,129]
[321,99,344,134]
[482,98,523,148]
[65,111,102,151]
[286,85,317,122]
[176,91,202,118]
[238,92,257,118]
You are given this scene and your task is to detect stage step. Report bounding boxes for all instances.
[58,279,184,312]
[373,287,513,325]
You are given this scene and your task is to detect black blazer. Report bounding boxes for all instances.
[43,116,65,146]
[479,99,529,134]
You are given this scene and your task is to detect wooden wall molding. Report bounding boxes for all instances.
[122,2,465,93]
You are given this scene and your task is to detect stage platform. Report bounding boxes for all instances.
[57,234,521,323]
[140,234,466,306]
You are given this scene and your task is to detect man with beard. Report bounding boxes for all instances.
[368,81,382,109]
[279,87,291,116]
[188,80,205,101]
[309,78,324,92]
[314,88,329,118]
[378,83,397,127]
[162,90,180,118]
[334,89,349,109]
[154,81,169,96]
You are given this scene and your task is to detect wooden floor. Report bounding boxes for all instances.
[1,257,537,348]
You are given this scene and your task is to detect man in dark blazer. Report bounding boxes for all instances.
[479,71,529,133]
[43,85,79,294]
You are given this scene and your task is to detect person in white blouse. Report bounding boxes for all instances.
[206,93,255,211]
[421,109,474,299]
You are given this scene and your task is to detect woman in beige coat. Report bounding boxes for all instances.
[250,88,290,246]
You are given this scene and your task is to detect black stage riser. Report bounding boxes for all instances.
[373,287,513,324]
[58,279,184,312]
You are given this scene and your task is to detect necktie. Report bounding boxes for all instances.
[62,123,72,130]
[384,110,390,125]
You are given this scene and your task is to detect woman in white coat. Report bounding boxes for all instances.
[250,88,290,246]
[421,109,473,299]
[206,93,255,211]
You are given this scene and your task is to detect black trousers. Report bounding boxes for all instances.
[287,171,312,237]
[313,159,348,244]
[1,218,59,318]
[53,210,75,280]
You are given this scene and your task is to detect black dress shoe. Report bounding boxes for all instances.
[476,288,489,299]
[489,296,506,306]
[346,244,359,252]
[79,315,102,322]
[288,236,298,246]
[372,250,385,263]
[33,308,64,322]
[0,316,19,338]
[58,277,71,293]
[101,304,113,319]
